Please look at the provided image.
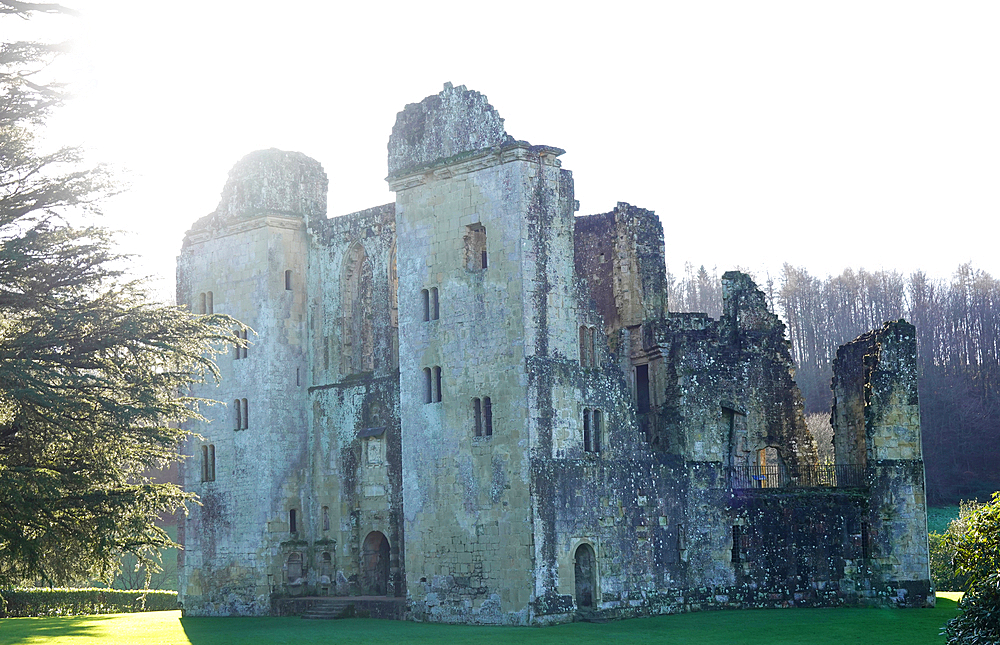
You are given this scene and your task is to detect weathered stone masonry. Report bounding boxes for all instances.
[176,84,931,623]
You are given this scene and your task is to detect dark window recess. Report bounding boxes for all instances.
[473,398,482,436]
[431,287,439,320]
[732,525,743,563]
[636,364,651,413]
[422,289,430,321]
[285,269,293,290]
[201,444,215,482]
[433,366,442,402]
[289,509,297,533]
[322,506,330,531]
[423,368,432,404]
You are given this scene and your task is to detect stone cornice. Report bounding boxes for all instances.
[386,142,565,192]
[183,213,306,247]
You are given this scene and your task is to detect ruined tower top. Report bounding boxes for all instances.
[387,83,513,179]
[189,149,328,235]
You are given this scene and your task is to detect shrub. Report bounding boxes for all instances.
[944,491,1000,644]
[0,587,178,617]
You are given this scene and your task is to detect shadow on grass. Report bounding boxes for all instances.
[0,615,111,644]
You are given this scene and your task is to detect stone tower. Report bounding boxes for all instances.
[176,149,324,614]
[388,83,581,622]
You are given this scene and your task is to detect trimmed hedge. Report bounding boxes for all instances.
[0,587,178,617]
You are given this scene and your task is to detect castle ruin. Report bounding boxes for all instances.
[175,83,931,624]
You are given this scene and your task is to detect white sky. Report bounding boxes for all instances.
[11,1,1000,302]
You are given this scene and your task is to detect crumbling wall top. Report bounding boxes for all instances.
[387,83,513,179]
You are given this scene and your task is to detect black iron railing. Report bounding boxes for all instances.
[728,464,866,490]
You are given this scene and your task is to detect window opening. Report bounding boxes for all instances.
[592,409,602,453]
[241,398,248,430]
[296,367,300,387]
[583,408,591,451]
[323,506,330,531]
[431,287,439,320]
[423,368,432,404]
[234,399,242,431]
[464,224,488,270]
[201,445,216,482]
[286,552,303,583]
[289,509,297,534]
[433,366,442,402]
[422,289,430,322]
[636,364,650,413]
[483,397,492,436]
[206,291,213,314]
[285,269,292,290]
[732,525,743,563]
[199,293,206,315]
[473,398,482,436]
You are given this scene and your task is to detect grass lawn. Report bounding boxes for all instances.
[1,594,963,645]
[927,505,961,533]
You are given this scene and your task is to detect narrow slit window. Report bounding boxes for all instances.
[473,398,482,436]
[732,525,743,563]
[583,408,591,451]
[199,293,207,315]
[241,398,249,429]
[206,291,214,314]
[592,409,602,453]
[322,506,330,531]
[431,287,439,320]
[589,327,597,367]
[289,509,297,534]
[208,444,215,480]
[285,269,292,291]
[234,399,242,431]
[296,367,300,387]
[433,366,442,402]
[423,368,432,404]
[422,289,430,322]
[483,397,492,436]
[579,326,589,367]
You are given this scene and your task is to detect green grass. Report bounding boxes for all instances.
[0,596,964,645]
[928,505,961,534]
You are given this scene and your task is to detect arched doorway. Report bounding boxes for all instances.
[574,543,597,608]
[361,531,390,596]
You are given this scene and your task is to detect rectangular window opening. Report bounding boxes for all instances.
[583,408,592,452]
[422,289,430,322]
[431,287,439,320]
[285,269,292,291]
[289,509,297,534]
[423,368,432,404]
[206,291,214,314]
[636,364,650,413]
[433,366,442,402]
[473,398,482,437]
[592,409,602,453]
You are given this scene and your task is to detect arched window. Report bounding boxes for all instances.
[341,241,374,374]
[473,398,482,436]
[432,366,442,402]
[284,269,293,291]
[234,399,241,431]
[592,409,602,453]
[289,508,297,534]
[241,398,248,429]
[423,368,432,404]
[483,397,492,436]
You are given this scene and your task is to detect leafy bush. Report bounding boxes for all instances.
[0,587,178,617]
[929,500,982,592]
[944,491,1000,644]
